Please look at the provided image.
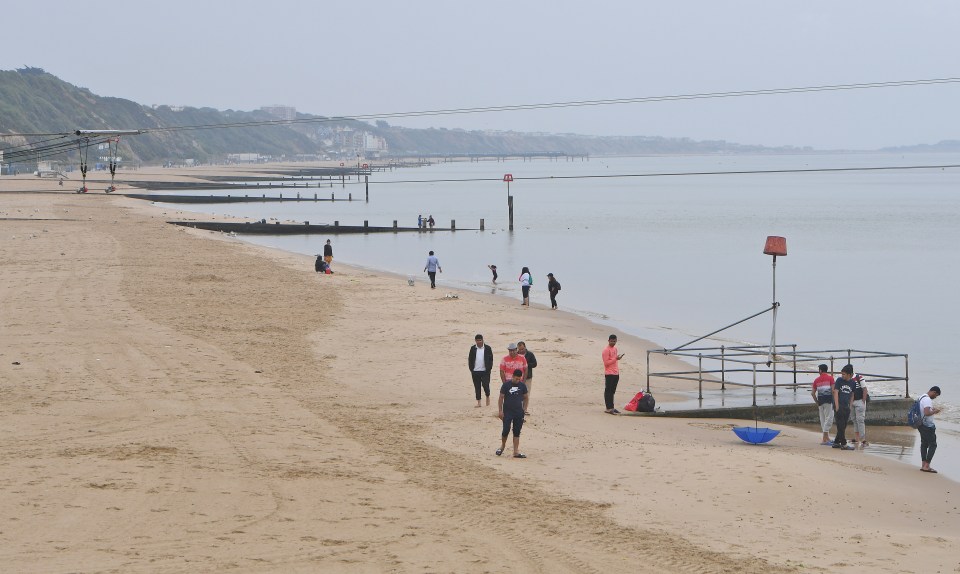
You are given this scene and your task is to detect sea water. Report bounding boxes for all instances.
[158,152,958,472]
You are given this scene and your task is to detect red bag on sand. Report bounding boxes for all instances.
[624,391,644,412]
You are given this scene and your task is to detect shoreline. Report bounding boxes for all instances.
[1,174,956,572]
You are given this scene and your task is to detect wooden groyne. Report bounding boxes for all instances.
[169,221,475,235]
[126,193,350,204]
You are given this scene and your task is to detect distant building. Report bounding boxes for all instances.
[260,105,297,121]
[226,153,265,163]
[333,126,388,156]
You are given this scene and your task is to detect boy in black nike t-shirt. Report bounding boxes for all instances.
[497,369,529,459]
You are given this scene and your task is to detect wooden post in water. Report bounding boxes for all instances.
[365,175,369,203]
[331,192,334,201]
[334,220,339,227]
[451,219,456,231]
[349,193,352,201]
[480,218,485,231]
[393,220,397,230]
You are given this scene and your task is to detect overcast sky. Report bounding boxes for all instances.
[3,0,959,149]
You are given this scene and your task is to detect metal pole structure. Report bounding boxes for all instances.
[504,174,514,231]
[720,345,726,390]
[752,363,758,407]
[904,354,910,398]
[698,354,703,400]
[508,185,514,231]
[646,351,651,393]
[792,344,798,391]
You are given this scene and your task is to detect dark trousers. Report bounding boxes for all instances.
[919,425,938,463]
[502,412,524,437]
[834,408,850,445]
[471,370,491,401]
[427,271,437,288]
[604,374,620,409]
[549,291,558,308]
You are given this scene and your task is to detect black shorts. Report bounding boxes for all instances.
[502,412,524,437]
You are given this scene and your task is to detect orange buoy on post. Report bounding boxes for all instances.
[763,236,787,257]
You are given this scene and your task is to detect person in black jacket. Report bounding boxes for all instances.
[547,273,561,310]
[517,341,537,415]
[468,334,495,407]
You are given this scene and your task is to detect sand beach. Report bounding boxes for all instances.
[0,168,957,573]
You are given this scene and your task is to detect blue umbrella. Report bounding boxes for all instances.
[732,426,781,444]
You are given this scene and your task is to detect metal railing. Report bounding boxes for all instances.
[646,344,909,406]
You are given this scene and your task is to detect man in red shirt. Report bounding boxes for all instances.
[810,364,835,445]
[602,334,624,414]
[499,343,528,385]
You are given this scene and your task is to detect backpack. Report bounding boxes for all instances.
[907,398,925,429]
[624,392,643,412]
[637,393,656,413]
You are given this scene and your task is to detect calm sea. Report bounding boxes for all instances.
[159,152,958,473]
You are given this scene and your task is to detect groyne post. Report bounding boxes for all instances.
[480,218,484,231]
[349,193,352,201]
[365,175,369,203]
[451,219,456,231]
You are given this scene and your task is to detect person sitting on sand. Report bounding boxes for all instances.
[497,369,529,459]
